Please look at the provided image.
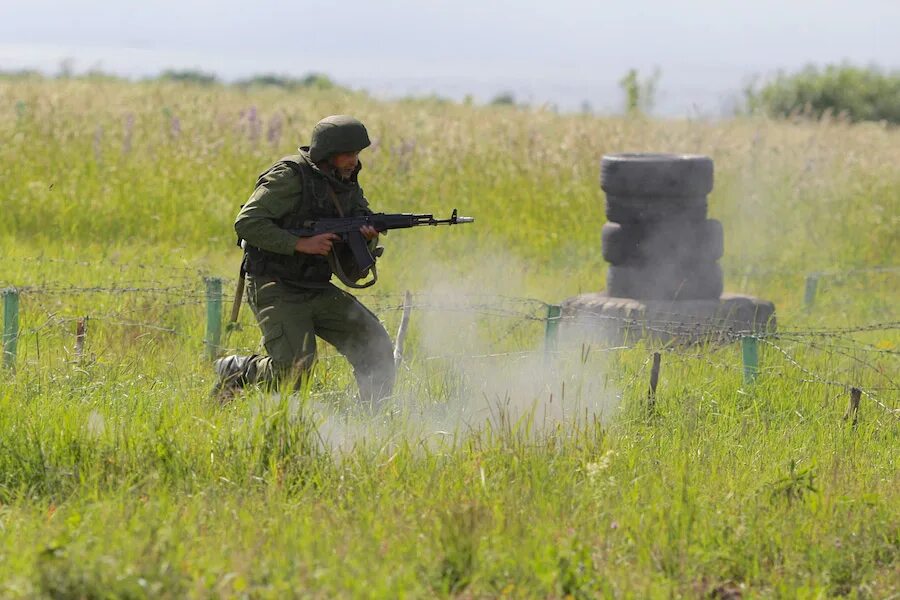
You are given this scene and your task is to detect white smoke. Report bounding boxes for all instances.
[286,250,623,455]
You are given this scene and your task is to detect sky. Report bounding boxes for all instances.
[2,0,899,115]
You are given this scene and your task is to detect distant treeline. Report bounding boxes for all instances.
[0,67,346,92]
[745,65,900,124]
[0,65,525,108]
[5,63,900,123]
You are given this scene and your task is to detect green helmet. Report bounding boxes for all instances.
[308,115,371,163]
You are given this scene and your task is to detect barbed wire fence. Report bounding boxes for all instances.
[2,260,898,420]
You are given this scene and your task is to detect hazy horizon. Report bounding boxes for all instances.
[2,0,898,115]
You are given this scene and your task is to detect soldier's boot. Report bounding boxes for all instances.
[210,354,259,403]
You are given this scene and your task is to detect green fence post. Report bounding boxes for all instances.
[204,277,223,360]
[2,288,19,370]
[544,304,562,361]
[741,335,759,385]
[804,274,819,309]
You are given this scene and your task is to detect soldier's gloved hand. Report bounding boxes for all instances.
[295,233,339,256]
[360,225,379,241]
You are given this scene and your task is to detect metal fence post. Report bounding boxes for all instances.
[2,288,20,370]
[741,335,759,385]
[204,277,223,360]
[804,274,819,309]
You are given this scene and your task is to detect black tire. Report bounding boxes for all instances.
[605,195,708,224]
[561,292,776,345]
[601,153,714,197]
[606,262,724,301]
[601,221,643,266]
[602,219,724,266]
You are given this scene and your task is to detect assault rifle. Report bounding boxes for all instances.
[289,209,474,289]
[229,209,473,327]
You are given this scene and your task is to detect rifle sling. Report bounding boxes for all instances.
[325,183,346,217]
[326,181,378,288]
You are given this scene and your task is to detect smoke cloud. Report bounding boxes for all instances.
[282,251,623,455]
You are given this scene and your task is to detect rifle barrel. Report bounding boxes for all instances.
[426,209,475,226]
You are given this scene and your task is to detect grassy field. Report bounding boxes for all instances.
[0,79,898,598]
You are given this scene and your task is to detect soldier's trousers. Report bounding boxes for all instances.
[241,275,395,403]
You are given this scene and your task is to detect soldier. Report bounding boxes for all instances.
[212,115,395,405]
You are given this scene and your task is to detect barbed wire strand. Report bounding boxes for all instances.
[4,283,898,413]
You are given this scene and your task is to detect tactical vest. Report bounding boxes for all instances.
[242,153,367,286]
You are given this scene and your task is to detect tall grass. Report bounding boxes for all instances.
[0,80,897,597]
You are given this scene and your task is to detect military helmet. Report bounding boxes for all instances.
[308,115,371,162]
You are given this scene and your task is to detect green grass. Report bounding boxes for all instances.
[0,80,898,598]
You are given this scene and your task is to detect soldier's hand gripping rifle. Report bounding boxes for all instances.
[289,209,474,289]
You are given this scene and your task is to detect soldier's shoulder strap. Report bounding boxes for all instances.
[254,155,310,189]
[277,155,308,179]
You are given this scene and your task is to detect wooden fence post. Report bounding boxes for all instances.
[647,352,661,411]
[394,291,413,369]
[544,304,562,361]
[204,277,223,360]
[75,317,87,361]
[843,387,861,427]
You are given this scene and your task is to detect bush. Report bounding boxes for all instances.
[235,72,341,91]
[235,73,297,89]
[158,69,219,86]
[745,64,900,124]
[489,91,517,106]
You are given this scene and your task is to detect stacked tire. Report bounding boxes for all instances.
[601,153,724,301]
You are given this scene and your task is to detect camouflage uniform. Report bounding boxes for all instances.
[214,116,395,404]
